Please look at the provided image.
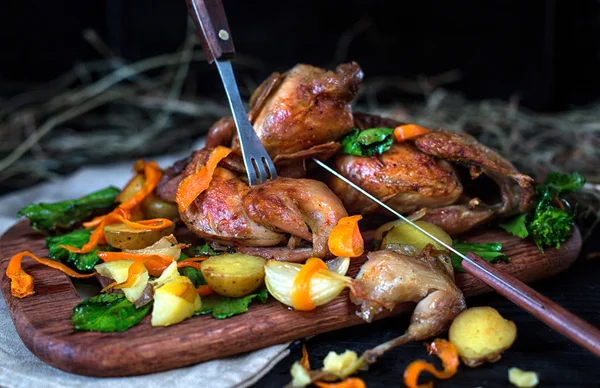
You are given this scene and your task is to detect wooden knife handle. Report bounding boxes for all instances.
[185,0,235,63]
[464,252,600,357]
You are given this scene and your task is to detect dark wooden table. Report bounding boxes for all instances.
[255,232,600,387]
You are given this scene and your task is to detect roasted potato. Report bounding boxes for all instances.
[116,173,145,203]
[141,193,179,220]
[152,275,200,326]
[201,253,266,298]
[103,222,175,250]
[449,306,517,367]
[382,220,452,251]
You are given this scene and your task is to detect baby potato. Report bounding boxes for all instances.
[103,222,175,250]
[116,173,145,204]
[382,220,452,251]
[449,306,517,367]
[152,275,200,327]
[201,253,266,298]
[141,193,179,220]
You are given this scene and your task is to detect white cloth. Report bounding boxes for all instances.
[0,147,290,388]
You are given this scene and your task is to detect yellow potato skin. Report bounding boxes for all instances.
[382,220,452,251]
[141,193,179,220]
[201,253,266,298]
[103,222,175,250]
[449,306,517,367]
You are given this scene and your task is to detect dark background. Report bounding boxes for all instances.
[1,1,599,387]
[1,0,600,110]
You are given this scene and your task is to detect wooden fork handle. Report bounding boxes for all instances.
[464,252,600,357]
[185,0,235,63]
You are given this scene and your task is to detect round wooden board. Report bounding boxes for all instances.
[0,221,582,377]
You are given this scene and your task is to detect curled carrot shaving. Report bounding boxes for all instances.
[176,146,232,212]
[196,285,214,296]
[120,217,173,230]
[119,161,162,210]
[300,343,310,369]
[6,252,35,298]
[403,339,459,388]
[291,258,328,311]
[314,378,366,388]
[328,215,364,258]
[97,251,174,277]
[393,124,430,142]
[101,259,149,292]
[6,251,97,298]
[83,214,106,229]
[177,261,203,271]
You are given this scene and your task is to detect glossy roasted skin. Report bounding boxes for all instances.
[206,63,363,175]
[351,246,466,364]
[177,148,348,259]
[327,113,535,234]
[329,143,463,215]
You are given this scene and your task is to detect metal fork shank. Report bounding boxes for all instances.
[215,59,276,184]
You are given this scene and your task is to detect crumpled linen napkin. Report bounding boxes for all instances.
[0,148,290,388]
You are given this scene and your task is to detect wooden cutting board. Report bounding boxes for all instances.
[0,221,582,377]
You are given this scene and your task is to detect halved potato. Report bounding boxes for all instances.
[382,220,452,251]
[116,173,145,204]
[201,253,266,298]
[103,222,175,250]
[141,193,179,220]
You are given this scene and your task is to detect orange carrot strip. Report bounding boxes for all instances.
[314,378,366,388]
[403,339,459,388]
[119,161,162,210]
[6,252,35,298]
[328,215,364,258]
[393,124,430,142]
[120,217,173,230]
[177,261,203,271]
[176,146,232,212]
[300,343,310,369]
[97,252,174,277]
[83,214,106,229]
[291,258,328,311]
[7,251,97,298]
[196,285,214,296]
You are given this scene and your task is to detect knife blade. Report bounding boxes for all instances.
[313,157,600,356]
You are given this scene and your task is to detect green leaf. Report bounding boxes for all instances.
[499,213,530,239]
[45,229,112,272]
[451,240,510,273]
[195,288,269,319]
[18,187,120,234]
[340,128,394,156]
[178,267,207,287]
[72,294,151,332]
[539,172,586,196]
[187,243,219,257]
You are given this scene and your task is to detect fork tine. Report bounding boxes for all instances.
[247,161,259,186]
[254,158,269,184]
[262,156,278,180]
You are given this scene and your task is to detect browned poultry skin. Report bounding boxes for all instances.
[326,113,535,234]
[413,131,534,214]
[351,246,466,364]
[177,148,348,258]
[328,142,463,215]
[247,62,362,156]
[244,178,348,258]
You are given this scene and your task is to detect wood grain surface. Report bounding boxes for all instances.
[0,221,582,377]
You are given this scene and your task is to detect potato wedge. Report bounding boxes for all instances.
[382,220,452,251]
[116,173,145,204]
[141,193,179,220]
[152,275,200,327]
[103,222,175,250]
[94,260,149,303]
[201,253,266,298]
